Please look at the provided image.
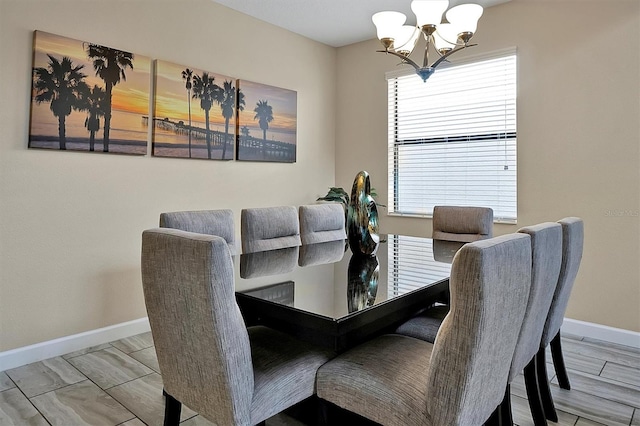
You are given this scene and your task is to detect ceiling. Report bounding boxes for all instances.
[210,0,511,48]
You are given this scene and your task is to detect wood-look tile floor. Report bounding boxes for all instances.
[0,332,638,425]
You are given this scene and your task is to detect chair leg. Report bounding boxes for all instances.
[550,331,571,390]
[163,389,181,426]
[485,405,501,426]
[500,384,513,426]
[535,348,558,422]
[317,398,329,426]
[485,385,510,426]
[524,358,547,426]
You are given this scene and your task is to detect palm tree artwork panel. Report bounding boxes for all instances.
[29,31,151,155]
[152,60,237,160]
[236,80,297,163]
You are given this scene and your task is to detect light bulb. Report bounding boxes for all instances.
[434,23,460,52]
[372,11,407,42]
[411,0,449,27]
[393,25,420,56]
[445,4,483,35]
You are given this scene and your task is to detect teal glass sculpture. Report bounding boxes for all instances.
[347,170,380,255]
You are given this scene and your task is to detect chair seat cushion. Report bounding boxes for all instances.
[394,304,449,343]
[248,326,334,424]
[317,334,434,426]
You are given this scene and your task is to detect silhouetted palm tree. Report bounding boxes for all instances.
[181,68,193,157]
[216,81,245,160]
[192,72,216,159]
[86,44,133,152]
[240,125,250,138]
[80,85,106,151]
[33,55,88,150]
[253,99,273,142]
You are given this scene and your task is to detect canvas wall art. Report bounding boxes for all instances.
[29,30,151,155]
[236,80,297,163]
[153,60,237,160]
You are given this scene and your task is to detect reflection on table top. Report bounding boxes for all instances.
[235,234,463,322]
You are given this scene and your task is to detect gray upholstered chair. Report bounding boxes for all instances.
[298,239,346,266]
[299,204,347,245]
[536,217,584,422]
[396,223,564,426]
[159,209,239,255]
[317,233,532,426]
[500,223,563,426]
[241,206,301,254]
[432,205,493,242]
[240,246,299,278]
[141,228,333,426]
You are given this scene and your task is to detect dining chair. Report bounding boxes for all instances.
[299,203,347,245]
[298,203,347,244]
[241,206,301,253]
[396,224,563,426]
[500,223,563,426]
[240,246,299,278]
[159,209,239,255]
[536,217,584,422]
[141,228,334,426]
[317,233,532,426]
[432,205,493,242]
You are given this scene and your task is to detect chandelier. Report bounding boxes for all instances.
[372,0,483,82]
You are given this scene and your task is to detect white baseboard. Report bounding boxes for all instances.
[562,318,640,349]
[0,317,150,372]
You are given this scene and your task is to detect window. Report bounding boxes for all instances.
[387,50,517,222]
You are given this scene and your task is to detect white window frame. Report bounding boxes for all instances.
[386,48,518,223]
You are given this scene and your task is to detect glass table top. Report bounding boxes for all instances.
[235,235,462,321]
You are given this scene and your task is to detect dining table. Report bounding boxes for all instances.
[234,234,463,353]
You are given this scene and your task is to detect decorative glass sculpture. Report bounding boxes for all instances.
[347,171,380,255]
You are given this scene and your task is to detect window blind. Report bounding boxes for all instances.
[387,50,517,222]
[387,235,452,298]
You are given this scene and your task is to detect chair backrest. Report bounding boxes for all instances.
[241,206,301,253]
[299,204,347,245]
[432,206,494,242]
[159,209,239,255]
[509,222,563,381]
[541,217,584,347]
[426,233,532,425]
[141,228,253,425]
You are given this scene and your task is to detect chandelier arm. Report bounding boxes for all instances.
[430,43,477,69]
[376,49,422,71]
[423,38,431,69]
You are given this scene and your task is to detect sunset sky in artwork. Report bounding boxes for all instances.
[237,79,297,139]
[155,59,297,142]
[154,60,233,129]
[32,31,151,115]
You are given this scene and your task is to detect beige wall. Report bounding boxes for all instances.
[0,0,336,351]
[335,0,640,332]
